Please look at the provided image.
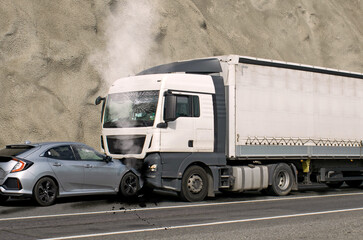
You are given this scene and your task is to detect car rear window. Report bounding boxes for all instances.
[0,145,35,156]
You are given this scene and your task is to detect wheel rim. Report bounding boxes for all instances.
[187,174,203,194]
[123,175,137,195]
[37,180,56,204]
[277,171,290,190]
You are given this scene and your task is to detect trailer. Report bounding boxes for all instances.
[96,55,363,201]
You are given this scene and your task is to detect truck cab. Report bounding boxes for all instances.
[98,58,229,201]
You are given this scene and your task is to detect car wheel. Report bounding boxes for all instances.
[120,172,139,197]
[179,165,208,202]
[0,195,9,203]
[33,177,58,206]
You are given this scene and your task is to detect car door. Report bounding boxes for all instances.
[46,145,84,192]
[72,144,120,192]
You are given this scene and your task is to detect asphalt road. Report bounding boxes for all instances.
[1,184,363,240]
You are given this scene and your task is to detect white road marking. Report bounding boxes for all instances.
[1,192,363,222]
[40,207,363,240]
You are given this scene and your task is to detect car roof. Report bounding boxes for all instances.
[3,142,101,159]
[5,142,88,149]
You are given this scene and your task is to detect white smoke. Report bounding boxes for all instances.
[90,0,157,86]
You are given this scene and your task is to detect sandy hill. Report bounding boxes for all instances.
[0,0,362,148]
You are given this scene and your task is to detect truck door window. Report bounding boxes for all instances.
[176,96,190,117]
[175,95,200,118]
[192,96,200,117]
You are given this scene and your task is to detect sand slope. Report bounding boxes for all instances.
[0,0,362,148]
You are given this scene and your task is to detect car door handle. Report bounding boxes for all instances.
[53,162,62,167]
[85,164,93,168]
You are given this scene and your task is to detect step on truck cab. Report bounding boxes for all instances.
[96,55,363,201]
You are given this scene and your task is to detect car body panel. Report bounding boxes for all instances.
[83,160,123,192]
[47,158,85,192]
[0,142,142,200]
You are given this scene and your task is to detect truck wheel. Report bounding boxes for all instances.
[266,163,294,196]
[120,172,139,197]
[33,177,58,206]
[179,166,208,202]
[325,181,344,188]
[345,180,362,188]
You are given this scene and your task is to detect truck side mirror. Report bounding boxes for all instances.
[156,122,168,128]
[164,94,177,122]
[95,96,106,122]
[95,96,105,105]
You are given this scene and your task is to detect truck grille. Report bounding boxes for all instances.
[106,135,146,155]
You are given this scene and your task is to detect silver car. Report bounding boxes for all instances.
[0,142,141,206]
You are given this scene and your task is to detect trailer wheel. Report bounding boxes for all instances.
[266,163,294,196]
[325,181,344,188]
[179,166,208,202]
[345,180,362,188]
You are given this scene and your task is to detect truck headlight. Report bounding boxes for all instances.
[149,164,157,172]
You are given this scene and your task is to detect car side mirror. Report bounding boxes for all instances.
[104,155,112,163]
[164,93,177,122]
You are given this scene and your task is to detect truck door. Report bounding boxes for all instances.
[160,93,214,152]
[160,94,196,152]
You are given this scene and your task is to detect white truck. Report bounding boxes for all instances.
[96,55,363,201]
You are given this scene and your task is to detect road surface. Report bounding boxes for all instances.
[1,184,363,239]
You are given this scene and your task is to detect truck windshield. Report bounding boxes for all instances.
[103,90,159,128]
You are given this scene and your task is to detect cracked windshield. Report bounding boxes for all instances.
[103,90,159,128]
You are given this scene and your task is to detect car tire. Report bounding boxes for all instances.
[179,165,208,202]
[120,172,140,197]
[0,195,9,203]
[33,177,58,206]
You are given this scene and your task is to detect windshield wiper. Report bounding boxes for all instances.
[103,122,120,128]
[135,119,149,127]
[104,119,152,128]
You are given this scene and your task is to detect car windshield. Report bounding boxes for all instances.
[103,90,159,128]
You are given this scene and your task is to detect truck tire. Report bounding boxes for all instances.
[179,165,208,202]
[266,163,294,196]
[325,181,344,188]
[345,180,362,188]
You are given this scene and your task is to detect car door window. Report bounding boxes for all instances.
[73,145,104,161]
[44,146,76,160]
